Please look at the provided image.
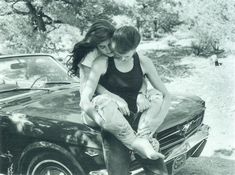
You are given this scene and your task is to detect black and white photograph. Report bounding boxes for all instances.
[0,0,235,174]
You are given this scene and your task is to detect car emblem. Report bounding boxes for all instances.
[180,121,192,136]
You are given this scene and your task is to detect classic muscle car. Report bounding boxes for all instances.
[0,54,209,175]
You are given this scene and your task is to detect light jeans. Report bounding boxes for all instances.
[82,92,168,175]
[83,94,137,149]
[101,117,168,175]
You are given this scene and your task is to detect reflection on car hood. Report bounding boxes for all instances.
[1,84,82,124]
[158,94,205,132]
[0,84,103,149]
[2,86,205,127]
[0,85,205,148]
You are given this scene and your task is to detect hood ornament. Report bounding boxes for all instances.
[180,121,193,136]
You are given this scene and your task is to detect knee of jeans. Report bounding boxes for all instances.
[102,100,119,114]
[92,94,111,107]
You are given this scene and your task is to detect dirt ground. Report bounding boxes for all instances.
[138,36,235,175]
[176,157,235,175]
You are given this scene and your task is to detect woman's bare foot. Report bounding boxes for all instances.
[131,137,165,160]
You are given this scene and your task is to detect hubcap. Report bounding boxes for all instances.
[30,159,72,175]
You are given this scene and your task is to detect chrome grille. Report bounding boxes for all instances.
[158,114,204,151]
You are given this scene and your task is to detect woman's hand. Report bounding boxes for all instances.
[112,95,130,116]
[137,93,151,113]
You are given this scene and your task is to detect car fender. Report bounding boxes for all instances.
[17,141,85,174]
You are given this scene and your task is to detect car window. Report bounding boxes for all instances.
[0,55,75,87]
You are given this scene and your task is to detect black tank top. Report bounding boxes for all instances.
[99,53,143,112]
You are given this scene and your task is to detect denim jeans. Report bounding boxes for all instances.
[101,112,168,175]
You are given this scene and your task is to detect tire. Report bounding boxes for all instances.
[26,152,84,175]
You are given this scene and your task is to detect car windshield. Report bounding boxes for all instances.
[0,55,77,90]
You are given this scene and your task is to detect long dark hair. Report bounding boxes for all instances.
[67,19,115,76]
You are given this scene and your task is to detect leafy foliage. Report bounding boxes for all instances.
[0,0,132,54]
[1,0,234,56]
[135,0,182,38]
[177,0,235,56]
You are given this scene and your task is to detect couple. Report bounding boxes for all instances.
[69,19,171,175]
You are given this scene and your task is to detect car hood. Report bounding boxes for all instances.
[0,86,205,148]
[1,84,103,149]
[158,94,205,132]
[1,84,83,123]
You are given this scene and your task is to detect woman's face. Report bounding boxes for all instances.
[97,40,114,57]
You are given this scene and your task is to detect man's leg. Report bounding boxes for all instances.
[101,131,131,175]
[134,89,168,174]
[137,89,164,136]
[135,154,168,175]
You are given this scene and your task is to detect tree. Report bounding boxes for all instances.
[0,0,132,53]
[134,0,182,37]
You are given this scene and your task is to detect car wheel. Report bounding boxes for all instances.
[26,152,83,175]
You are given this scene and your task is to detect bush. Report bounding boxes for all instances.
[191,34,225,57]
[191,39,212,57]
[178,0,235,56]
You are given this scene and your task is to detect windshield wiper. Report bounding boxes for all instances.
[45,81,72,85]
[0,87,50,93]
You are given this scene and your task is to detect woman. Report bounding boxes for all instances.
[81,26,171,175]
[68,20,163,160]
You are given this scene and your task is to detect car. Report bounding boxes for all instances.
[0,54,209,175]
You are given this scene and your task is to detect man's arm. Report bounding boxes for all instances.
[136,77,151,112]
[140,57,171,131]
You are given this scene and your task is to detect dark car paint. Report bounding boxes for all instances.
[1,83,205,141]
[0,83,205,156]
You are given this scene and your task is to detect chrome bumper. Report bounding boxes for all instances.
[165,124,210,162]
[89,124,210,175]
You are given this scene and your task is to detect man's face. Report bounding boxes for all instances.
[97,40,114,57]
[111,42,136,61]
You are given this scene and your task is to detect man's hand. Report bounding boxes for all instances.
[137,93,150,113]
[113,95,130,116]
